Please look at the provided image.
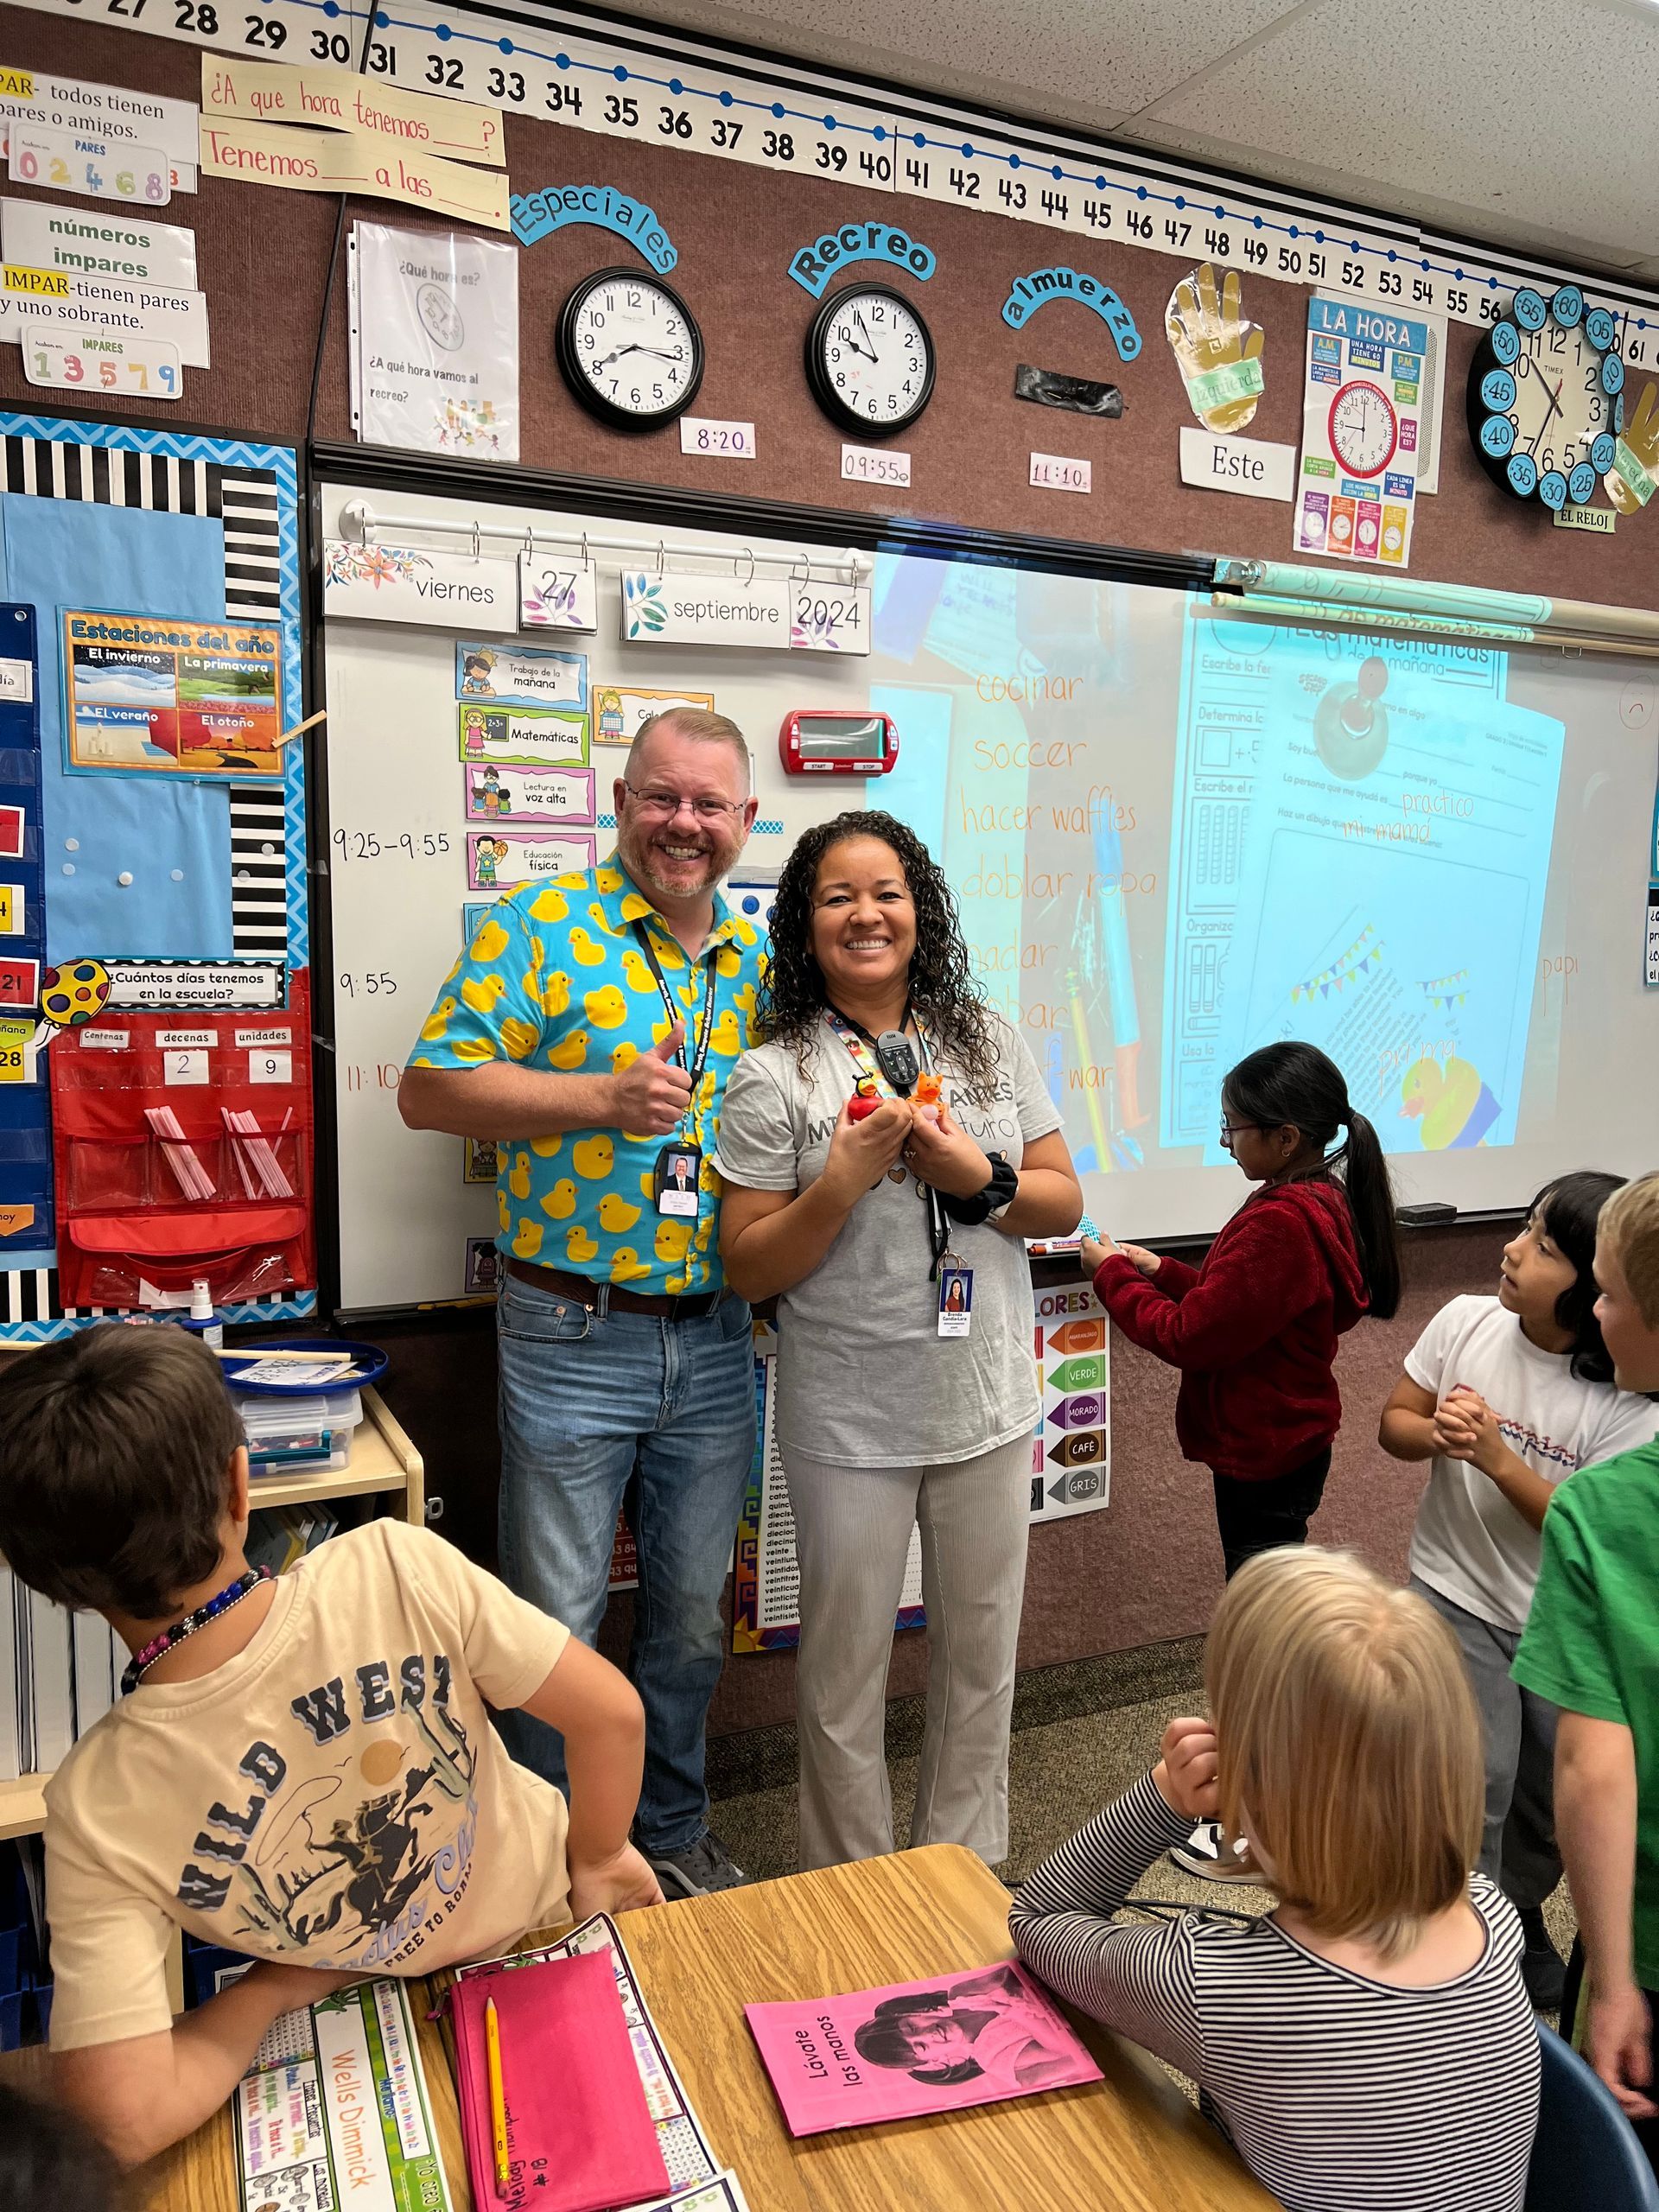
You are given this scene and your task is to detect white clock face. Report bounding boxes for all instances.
[1507,321,1613,482]
[569,276,698,419]
[817,290,932,428]
[1328,379,1398,478]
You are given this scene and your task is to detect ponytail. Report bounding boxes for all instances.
[1222,1042,1402,1321]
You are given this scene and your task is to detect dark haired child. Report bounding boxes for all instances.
[1381,1172,1658,2007]
[0,1325,661,2164]
[1083,1040,1401,1584]
[1082,1039,1401,1880]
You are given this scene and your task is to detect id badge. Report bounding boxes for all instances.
[654,1142,702,1217]
[938,1261,972,1338]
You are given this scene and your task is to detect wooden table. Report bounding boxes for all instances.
[1,1844,1275,2211]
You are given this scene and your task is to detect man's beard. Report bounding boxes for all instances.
[620,824,731,898]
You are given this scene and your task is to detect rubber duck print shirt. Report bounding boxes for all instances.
[408,857,765,1294]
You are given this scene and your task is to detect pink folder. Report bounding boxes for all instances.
[746,1959,1102,2136]
[452,1949,671,2209]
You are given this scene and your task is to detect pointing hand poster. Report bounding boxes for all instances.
[1294,297,1427,568]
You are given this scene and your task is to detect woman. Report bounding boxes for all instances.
[715,810,1080,1870]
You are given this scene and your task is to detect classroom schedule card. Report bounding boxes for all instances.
[235,1977,452,2210]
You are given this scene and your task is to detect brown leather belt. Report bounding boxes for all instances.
[505,1255,728,1320]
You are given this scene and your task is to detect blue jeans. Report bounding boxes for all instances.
[494,1266,755,1853]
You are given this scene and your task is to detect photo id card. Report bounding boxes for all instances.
[938,1264,973,1338]
[655,1143,702,1217]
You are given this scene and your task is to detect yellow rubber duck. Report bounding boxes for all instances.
[452,1035,494,1064]
[565,1223,601,1265]
[646,932,686,971]
[609,1246,652,1282]
[587,901,626,938]
[598,1192,641,1232]
[461,972,507,1016]
[542,969,571,1017]
[512,1217,544,1260]
[530,1132,563,1160]
[555,870,590,891]
[539,1178,578,1220]
[715,944,744,978]
[612,1041,639,1074]
[568,925,606,968]
[620,949,659,994]
[508,1150,531,1200]
[732,918,760,948]
[654,1217,693,1262]
[469,918,510,962]
[596,865,626,894]
[573,1134,614,1180]
[529,886,569,924]
[419,995,456,1043]
[639,1167,658,1202]
[497,1189,511,1234]
[1400,1057,1492,1150]
[708,1007,743,1056]
[549,1029,589,1070]
[499,1016,539,1061]
[583,984,629,1030]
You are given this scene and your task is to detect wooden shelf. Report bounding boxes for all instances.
[0,1774,48,1843]
[0,1386,425,1845]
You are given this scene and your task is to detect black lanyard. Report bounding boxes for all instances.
[822,1007,950,1278]
[632,921,719,1116]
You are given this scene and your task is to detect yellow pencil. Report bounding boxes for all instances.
[486,1993,510,2198]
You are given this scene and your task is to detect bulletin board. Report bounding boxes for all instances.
[0,411,315,1341]
[321,478,1659,1317]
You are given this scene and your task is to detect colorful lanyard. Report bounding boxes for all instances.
[632,921,720,1122]
[822,1008,950,1275]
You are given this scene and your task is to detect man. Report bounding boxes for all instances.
[1513,1170,1659,2163]
[400,709,763,1897]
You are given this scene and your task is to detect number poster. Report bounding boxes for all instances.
[1294,296,1428,569]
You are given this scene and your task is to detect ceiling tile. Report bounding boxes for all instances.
[628,0,1303,124]
[1141,0,1659,265]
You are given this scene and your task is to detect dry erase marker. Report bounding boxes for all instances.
[486,1993,510,2198]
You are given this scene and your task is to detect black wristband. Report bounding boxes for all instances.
[941,1154,1019,1225]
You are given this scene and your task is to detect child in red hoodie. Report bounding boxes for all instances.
[1084,1041,1401,1581]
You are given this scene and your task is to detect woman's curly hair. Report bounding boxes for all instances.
[754,808,1001,1103]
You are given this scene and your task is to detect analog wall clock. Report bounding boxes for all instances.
[1465,284,1623,509]
[556,266,704,431]
[805,283,935,438]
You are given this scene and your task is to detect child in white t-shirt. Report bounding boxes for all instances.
[1380,1171,1659,2008]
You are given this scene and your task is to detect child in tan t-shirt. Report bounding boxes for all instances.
[0,1325,664,2164]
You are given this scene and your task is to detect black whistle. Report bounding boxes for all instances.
[874,1030,918,1096]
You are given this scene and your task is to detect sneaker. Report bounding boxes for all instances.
[645,1830,752,1899]
[1168,1821,1260,1884]
[1518,1906,1566,2012]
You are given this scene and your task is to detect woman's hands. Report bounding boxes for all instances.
[817,1093,912,1210]
[902,1096,993,1200]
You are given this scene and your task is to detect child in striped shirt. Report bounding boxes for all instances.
[1011,1548,1538,2212]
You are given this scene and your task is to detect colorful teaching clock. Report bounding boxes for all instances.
[1327,379,1399,479]
[1465,285,1623,510]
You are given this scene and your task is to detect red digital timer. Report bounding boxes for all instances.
[778,709,899,777]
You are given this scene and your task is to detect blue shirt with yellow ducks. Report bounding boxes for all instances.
[408,857,764,1294]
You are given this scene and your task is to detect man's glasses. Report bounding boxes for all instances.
[623,781,747,824]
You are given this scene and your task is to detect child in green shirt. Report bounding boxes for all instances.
[1513,1169,1659,2166]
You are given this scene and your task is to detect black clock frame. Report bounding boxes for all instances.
[804,282,937,439]
[1465,284,1621,509]
[556,266,706,433]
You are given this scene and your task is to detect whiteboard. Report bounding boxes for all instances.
[319,481,1659,1315]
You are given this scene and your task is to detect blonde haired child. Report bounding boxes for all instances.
[1011,1548,1539,2212]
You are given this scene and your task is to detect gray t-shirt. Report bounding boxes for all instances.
[714,1010,1064,1469]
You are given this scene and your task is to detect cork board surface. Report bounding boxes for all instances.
[2,4,1656,607]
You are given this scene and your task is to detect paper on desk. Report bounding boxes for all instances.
[454,1911,721,2196]
[635,2175,753,2212]
[234,1977,453,2212]
[229,1357,355,1388]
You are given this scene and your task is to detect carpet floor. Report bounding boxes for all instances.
[707,1636,1578,2007]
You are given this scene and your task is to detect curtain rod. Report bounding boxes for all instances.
[333,499,868,582]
